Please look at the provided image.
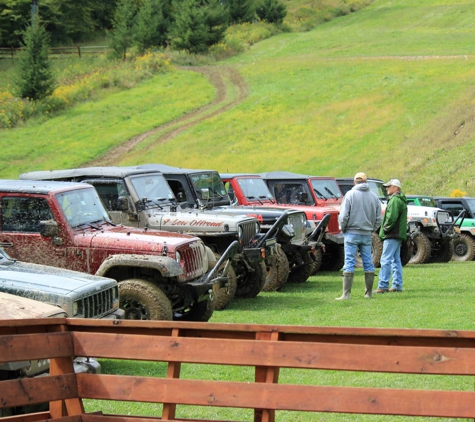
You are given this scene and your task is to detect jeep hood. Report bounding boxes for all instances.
[0,260,117,296]
[74,225,199,252]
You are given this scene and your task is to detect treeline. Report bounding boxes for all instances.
[0,0,287,52]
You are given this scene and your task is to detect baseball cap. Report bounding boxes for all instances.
[383,179,401,188]
[354,172,367,182]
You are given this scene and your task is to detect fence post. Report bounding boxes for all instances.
[77,45,81,58]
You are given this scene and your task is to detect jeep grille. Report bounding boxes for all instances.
[238,220,258,249]
[287,213,306,242]
[77,287,118,318]
[180,242,205,279]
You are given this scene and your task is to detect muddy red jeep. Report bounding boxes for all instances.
[0,180,236,322]
[222,173,344,271]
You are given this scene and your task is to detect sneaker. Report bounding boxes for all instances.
[389,288,403,292]
[373,289,389,294]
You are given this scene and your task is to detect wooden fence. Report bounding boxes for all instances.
[0,45,110,60]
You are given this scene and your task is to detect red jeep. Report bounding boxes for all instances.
[0,180,236,322]
[222,172,344,271]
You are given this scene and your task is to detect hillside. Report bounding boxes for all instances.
[2,0,475,195]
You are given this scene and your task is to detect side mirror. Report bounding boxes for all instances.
[200,188,210,200]
[299,192,308,203]
[117,196,129,211]
[39,220,59,237]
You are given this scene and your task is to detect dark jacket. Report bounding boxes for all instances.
[379,192,407,241]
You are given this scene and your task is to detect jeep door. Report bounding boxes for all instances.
[0,195,67,268]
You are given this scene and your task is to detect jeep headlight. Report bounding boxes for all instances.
[72,301,78,316]
[255,222,260,234]
[175,251,181,264]
[238,226,243,240]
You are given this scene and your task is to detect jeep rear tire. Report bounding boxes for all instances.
[212,253,237,310]
[452,233,475,261]
[409,232,431,264]
[429,240,454,263]
[263,244,289,292]
[235,261,267,298]
[173,298,214,322]
[119,279,173,321]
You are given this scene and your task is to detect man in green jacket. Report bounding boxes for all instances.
[374,179,408,293]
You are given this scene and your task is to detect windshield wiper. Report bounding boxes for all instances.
[325,187,338,199]
[246,195,263,205]
[314,188,328,200]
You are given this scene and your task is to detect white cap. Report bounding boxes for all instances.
[383,179,401,188]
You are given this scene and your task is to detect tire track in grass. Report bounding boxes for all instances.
[88,66,249,166]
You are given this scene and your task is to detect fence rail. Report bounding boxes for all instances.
[0,45,110,60]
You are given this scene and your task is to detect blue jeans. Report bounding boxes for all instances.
[343,233,374,273]
[378,238,403,290]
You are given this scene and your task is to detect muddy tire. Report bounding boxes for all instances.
[173,298,214,322]
[263,245,289,292]
[428,240,454,263]
[288,251,314,283]
[452,233,475,261]
[400,239,412,266]
[320,244,345,272]
[409,232,432,264]
[310,247,323,275]
[119,279,173,321]
[372,233,384,268]
[235,260,267,298]
[212,253,237,310]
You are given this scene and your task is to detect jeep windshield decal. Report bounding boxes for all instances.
[310,179,342,200]
[56,188,111,228]
[130,174,176,208]
[237,178,274,203]
[190,173,228,200]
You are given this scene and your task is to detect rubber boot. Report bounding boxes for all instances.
[364,272,375,298]
[335,272,353,300]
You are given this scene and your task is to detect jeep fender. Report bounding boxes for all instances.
[95,254,183,278]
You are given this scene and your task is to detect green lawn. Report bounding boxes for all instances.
[84,261,475,421]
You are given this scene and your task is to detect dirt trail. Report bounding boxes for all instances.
[87,66,249,166]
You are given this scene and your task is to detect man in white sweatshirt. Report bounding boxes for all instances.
[336,172,382,300]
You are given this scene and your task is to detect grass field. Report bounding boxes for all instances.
[83,261,475,421]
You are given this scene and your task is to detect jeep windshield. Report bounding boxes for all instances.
[56,188,111,228]
[129,174,176,208]
[190,172,229,204]
[237,177,274,203]
[310,179,342,201]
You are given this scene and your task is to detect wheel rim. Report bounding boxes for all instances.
[454,242,468,257]
[121,298,149,320]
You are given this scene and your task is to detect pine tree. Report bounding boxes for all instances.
[202,0,229,47]
[256,0,286,24]
[134,0,163,54]
[228,0,255,24]
[169,0,208,54]
[15,13,55,100]
[109,0,136,60]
